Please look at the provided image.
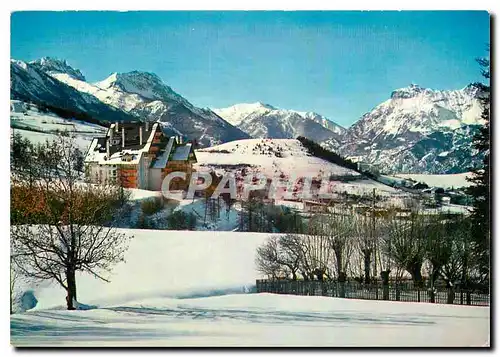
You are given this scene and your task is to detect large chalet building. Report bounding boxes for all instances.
[84,121,197,190]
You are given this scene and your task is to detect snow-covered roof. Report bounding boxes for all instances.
[151,138,194,169]
[84,122,159,165]
[171,143,192,161]
[152,137,175,169]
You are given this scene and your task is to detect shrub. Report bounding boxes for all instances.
[167,210,197,230]
[141,197,164,216]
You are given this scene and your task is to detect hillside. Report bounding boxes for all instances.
[195,138,400,197]
[10,99,106,152]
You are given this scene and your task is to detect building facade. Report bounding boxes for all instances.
[84,122,197,190]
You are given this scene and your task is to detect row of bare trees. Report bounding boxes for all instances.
[11,132,132,311]
[256,208,484,291]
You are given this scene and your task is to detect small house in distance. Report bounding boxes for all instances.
[84,121,197,190]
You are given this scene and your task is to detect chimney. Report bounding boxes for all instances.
[106,139,110,159]
[110,127,114,143]
[145,121,149,132]
[139,126,143,145]
[179,135,183,145]
[115,122,119,133]
[122,127,125,148]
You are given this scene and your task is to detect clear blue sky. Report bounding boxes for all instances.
[11,11,490,127]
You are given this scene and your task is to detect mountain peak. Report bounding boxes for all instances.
[30,57,86,81]
[463,82,485,97]
[254,102,276,110]
[390,83,429,99]
[94,70,186,103]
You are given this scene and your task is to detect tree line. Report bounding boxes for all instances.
[256,208,488,293]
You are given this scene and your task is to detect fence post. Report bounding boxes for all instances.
[417,288,421,303]
[396,282,401,301]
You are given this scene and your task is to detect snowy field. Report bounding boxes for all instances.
[11,293,489,347]
[11,229,489,347]
[392,173,473,189]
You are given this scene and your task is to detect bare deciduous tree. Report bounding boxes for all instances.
[382,211,427,287]
[440,217,474,287]
[10,133,132,310]
[354,212,387,283]
[309,210,356,281]
[277,234,303,280]
[424,214,453,300]
[255,235,283,279]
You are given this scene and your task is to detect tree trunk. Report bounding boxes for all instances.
[408,263,423,288]
[338,273,346,298]
[429,270,439,303]
[66,268,77,310]
[447,287,455,304]
[364,252,371,284]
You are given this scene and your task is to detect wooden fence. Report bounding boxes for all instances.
[255,279,489,307]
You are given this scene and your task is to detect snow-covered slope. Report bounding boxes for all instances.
[30,57,86,81]
[326,83,486,174]
[14,230,269,311]
[349,83,484,140]
[195,138,401,197]
[30,58,250,147]
[213,103,345,143]
[196,138,358,178]
[10,99,107,152]
[10,59,136,124]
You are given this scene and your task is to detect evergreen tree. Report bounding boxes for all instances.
[466,53,490,287]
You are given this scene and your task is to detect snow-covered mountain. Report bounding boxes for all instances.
[213,103,345,144]
[11,59,136,124]
[30,57,86,81]
[11,56,486,173]
[11,57,250,147]
[325,83,486,174]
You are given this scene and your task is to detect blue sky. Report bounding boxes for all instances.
[11,11,489,127]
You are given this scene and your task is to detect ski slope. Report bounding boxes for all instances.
[11,229,489,347]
